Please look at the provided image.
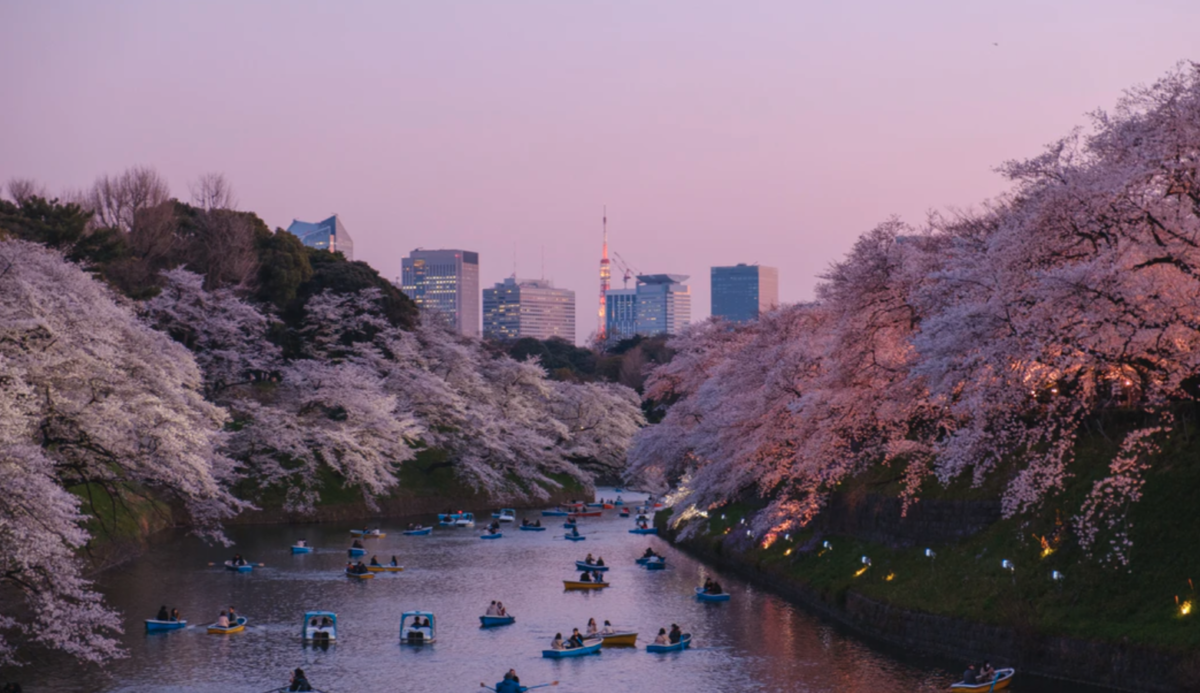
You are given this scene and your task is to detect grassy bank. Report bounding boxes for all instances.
[674,415,1200,653]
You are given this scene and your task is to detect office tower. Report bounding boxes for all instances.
[635,274,691,337]
[711,264,779,323]
[286,214,354,261]
[598,209,611,340]
[400,249,480,337]
[483,277,576,342]
[605,288,638,340]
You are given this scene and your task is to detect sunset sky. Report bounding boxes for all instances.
[2,0,1197,342]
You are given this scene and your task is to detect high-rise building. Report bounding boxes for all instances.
[635,274,691,336]
[605,288,638,340]
[483,277,576,342]
[400,249,480,337]
[286,214,354,261]
[711,264,778,323]
[598,209,611,341]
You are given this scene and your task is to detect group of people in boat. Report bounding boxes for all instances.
[345,560,370,575]
[960,661,999,685]
[550,628,589,650]
[294,539,307,548]
[154,605,182,622]
[653,623,684,645]
[701,578,724,595]
[484,600,509,617]
[405,522,425,531]
[368,555,400,567]
[581,553,605,567]
[213,606,240,628]
[577,568,606,583]
[487,520,502,534]
[642,547,664,560]
[520,518,542,527]
[229,554,248,566]
[307,615,334,629]
[403,614,433,641]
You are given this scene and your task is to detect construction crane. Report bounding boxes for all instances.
[612,252,641,289]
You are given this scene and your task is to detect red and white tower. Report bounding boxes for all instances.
[598,207,611,341]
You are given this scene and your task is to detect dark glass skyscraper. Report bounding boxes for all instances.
[286,214,354,261]
[400,249,481,337]
[711,264,778,323]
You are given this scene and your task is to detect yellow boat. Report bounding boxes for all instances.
[207,616,247,635]
[345,569,375,579]
[563,580,609,590]
[600,631,637,646]
[366,565,404,573]
[950,668,1014,691]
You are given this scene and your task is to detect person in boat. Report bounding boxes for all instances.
[390,555,399,566]
[215,611,230,628]
[567,628,584,648]
[570,526,580,537]
[497,601,507,616]
[320,616,332,628]
[288,667,312,692]
[596,556,606,567]
[486,601,499,616]
[669,624,682,644]
[979,661,996,681]
[961,664,978,685]
[355,561,369,574]
[654,628,669,645]
[551,632,565,650]
[296,538,307,547]
[584,553,595,565]
[579,570,593,582]
[345,561,354,573]
[601,619,615,635]
[171,608,181,622]
[586,618,598,636]
[370,555,381,566]
[495,672,522,693]
[228,606,238,623]
[351,539,364,549]
[156,605,169,621]
[643,547,657,558]
[309,616,319,627]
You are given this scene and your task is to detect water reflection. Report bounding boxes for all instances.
[5,491,1102,692]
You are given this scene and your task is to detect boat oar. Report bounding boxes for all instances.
[524,683,559,690]
[480,685,497,692]
[988,673,1000,692]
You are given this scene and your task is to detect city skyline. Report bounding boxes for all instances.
[3,2,1199,340]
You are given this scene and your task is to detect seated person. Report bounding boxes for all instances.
[288,668,312,692]
[567,629,584,648]
[654,628,668,645]
[979,662,996,680]
[551,632,565,650]
[571,527,580,536]
[669,624,682,643]
[961,665,978,685]
[351,539,363,548]
[644,547,656,558]
[580,571,592,582]
[710,581,723,594]
[390,555,399,566]
[596,556,606,567]
[601,620,615,635]
[584,553,595,565]
[497,602,507,616]
[156,605,169,621]
[309,617,319,627]
[296,539,306,547]
[321,616,332,628]
[534,519,541,527]
[216,611,230,628]
[370,556,381,566]
[171,608,181,622]
[486,601,499,616]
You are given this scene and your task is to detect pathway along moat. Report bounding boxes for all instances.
[12,491,1106,692]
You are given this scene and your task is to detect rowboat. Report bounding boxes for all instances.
[302,611,337,642]
[350,529,386,538]
[629,527,658,535]
[481,532,503,540]
[291,545,312,554]
[600,631,637,647]
[145,619,187,632]
[542,638,602,658]
[646,633,692,653]
[565,534,586,541]
[224,560,253,572]
[695,587,730,602]
[950,668,1015,691]
[519,524,547,531]
[207,616,247,635]
[635,556,660,565]
[541,509,570,517]
[644,558,666,570]
[365,565,404,572]
[563,580,609,590]
[403,527,432,536]
[586,502,605,508]
[479,614,516,627]
[348,547,366,556]
[571,510,603,518]
[345,569,374,579]
[575,561,610,571]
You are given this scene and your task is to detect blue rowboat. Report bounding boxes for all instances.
[646,633,691,653]
[695,587,731,602]
[645,558,666,570]
[629,527,658,535]
[541,510,569,517]
[145,619,187,632]
[291,545,312,554]
[575,560,609,571]
[565,534,586,542]
[481,532,503,540]
[479,615,515,628]
[519,525,546,531]
[562,522,578,529]
[224,560,253,572]
[348,547,366,556]
[402,527,432,536]
[543,638,602,658]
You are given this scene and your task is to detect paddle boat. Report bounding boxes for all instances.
[565,533,586,542]
[543,637,602,658]
[403,526,433,536]
[492,508,517,522]
[479,614,516,628]
[600,631,638,647]
[224,560,253,572]
[646,633,692,653]
[575,560,609,572]
[563,579,609,590]
[350,528,386,538]
[207,615,247,635]
[348,546,367,556]
[481,531,503,539]
[455,512,476,528]
[695,586,730,602]
[519,523,547,531]
[950,668,1015,691]
[541,508,570,517]
[644,557,666,570]
[438,511,467,527]
[400,611,436,645]
[144,618,187,632]
[345,567,374,579]
[629,527,658,535]
[301,611,337,642]
[291,544,313,554]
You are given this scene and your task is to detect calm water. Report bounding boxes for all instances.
[9,490,1099,692]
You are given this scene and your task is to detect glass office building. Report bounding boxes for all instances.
[605,288,638,341]
[711,264,778,323]
[635,274,691,336]
[286,214,354,261]
[483,277,576,342]
[400,249,480,337]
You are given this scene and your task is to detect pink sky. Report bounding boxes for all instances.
[2,1,1197,342]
